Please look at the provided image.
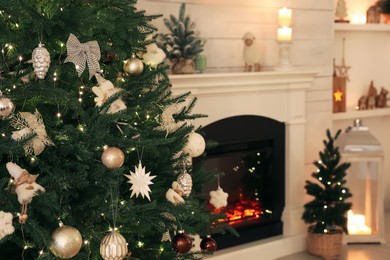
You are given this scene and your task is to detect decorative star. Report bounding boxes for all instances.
[209,187,229,209]
[335,58,351,81]
[124,161,156,201]
[334,90,343,102]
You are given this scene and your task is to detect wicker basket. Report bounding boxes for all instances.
[307,229,343,260]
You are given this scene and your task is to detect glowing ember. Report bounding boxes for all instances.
[212,194,263,226]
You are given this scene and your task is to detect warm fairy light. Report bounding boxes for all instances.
[101,213,105,216]
[60,42,64,47]
[39,250,44,255]
[146,114,150,120]
[75,65,80,70]
[337,182,341,185]
[324,205,328,209]
[60,7,64,11]
[9,178,14,184]
[56,112,61,118]
[78,124,84,132]
[18,56,23,61]
[15,23,19,28]
[327,181,331,185]
[318,177,322,181]
[120,200,125,205]
[342,189,346,193]
[339,197,343,201]
[30,157,36,163]
[137,241,144,247]
[1,133,5,137]
[324,229,328,233]
[80,85,85,89]
[84,240,90,245]
[79,91,83,95]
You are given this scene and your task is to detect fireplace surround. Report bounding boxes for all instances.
[170,70,316,259]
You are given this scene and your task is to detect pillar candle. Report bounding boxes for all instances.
[278,7,292,27]
[277,27,292,42]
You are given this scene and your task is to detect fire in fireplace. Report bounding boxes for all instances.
[196,115,285,250]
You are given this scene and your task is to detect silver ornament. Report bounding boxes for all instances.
[177,170,192,197]
[32,43,51,79]
[100,230,129,260]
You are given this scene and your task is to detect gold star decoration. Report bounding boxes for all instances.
[334,90,343,102]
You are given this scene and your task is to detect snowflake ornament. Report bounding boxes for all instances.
[0,211,14,240]
[209,187,229,209]
[124,161,156,201]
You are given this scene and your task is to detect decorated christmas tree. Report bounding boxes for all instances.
[302,129,352,234]
[0,1,229,259]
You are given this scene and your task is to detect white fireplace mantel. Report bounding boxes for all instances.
[170,70,317,259]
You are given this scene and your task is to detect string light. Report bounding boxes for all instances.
[327,181,331,185]
[324,205,328,209]
[84,240,90,245]
[53,72,57,82]
[342,189,346,193]
[18,56,23,62]
[56,112,61,119]
[137,241,144,247]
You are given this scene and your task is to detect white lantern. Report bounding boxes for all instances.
[339,119,385,244]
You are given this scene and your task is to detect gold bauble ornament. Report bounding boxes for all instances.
[101,146,125,169]
[183,132,206,158]
[50,224,82,259]
[100,230,129,260]
[123,53,144,76]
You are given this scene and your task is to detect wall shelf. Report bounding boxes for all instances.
[334,23,390,32]
[333,107,390,121]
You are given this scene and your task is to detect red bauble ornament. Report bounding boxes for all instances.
[200,235,217,253]
[171,230,192,254]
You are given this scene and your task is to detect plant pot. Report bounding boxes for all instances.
[171,58,195,74]
[307,228,342,260]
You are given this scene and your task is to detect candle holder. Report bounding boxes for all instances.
[275,41,293,71]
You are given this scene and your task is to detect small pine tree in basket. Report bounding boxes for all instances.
[157,3,205,74]
[378,0,390,14]
[302,129,353,259]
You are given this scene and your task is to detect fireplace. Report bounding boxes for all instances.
[171,71,315,259]
[196,115,285,249]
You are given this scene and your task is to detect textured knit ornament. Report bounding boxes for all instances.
[209,187,228,209]
[100,230,129,260]
[50,224,82,259]
[92,74,126,114]
[101,146,125,169]
[32,43,51,79]
[171,230,192,254]
[64,33,101,79]
[176,170,192,197]
[0,93,15,119]
[123,53,144,76]
[142,43,166,68]
[0,211,14,240]
[183,132,206,158]
[124,161,156,201]
[10,109,54,156]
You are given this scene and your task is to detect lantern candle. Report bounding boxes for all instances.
[277,27,292,42]
[278,7,292,27]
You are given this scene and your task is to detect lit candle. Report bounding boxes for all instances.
[278,7,292,27]
[350,13,367,24]
[277,27,292,42]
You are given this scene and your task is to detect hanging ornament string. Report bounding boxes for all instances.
[64,33,101,79]
[109,186,120,229]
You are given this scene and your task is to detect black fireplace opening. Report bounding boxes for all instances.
[195,115,285,250]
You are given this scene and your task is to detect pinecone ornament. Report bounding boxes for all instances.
[32,43,51,79]
[176,170,192,197]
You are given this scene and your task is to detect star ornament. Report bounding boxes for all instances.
[124,161,156,201]
[209,187,229,209]
[334,90,343,102]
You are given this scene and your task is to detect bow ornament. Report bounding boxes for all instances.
[64,33,101,79]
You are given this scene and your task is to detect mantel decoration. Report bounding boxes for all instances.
[242,32,261,72]
[335,0,349,23]
[357,81,388,110]
[157,3,206,74]
[333,38,350,113]
[275,7,293,71]
[378,0,390,23]
[302,129,352,260]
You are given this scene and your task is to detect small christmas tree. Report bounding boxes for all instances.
[302,129,352,234]
[157,3,205,74]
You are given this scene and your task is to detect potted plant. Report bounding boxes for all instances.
[302,129,353,259]
[157,3,205,74]
[378,0,390,23]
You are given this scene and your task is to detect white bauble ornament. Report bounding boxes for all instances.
[32,43,51,79]
[0,96,15,119]
[101,146,125,169]
[183,132,206,158]
[50,224,82,259]
[123,53,144,76]
[100,230,129,260]
[176,170,192,197]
